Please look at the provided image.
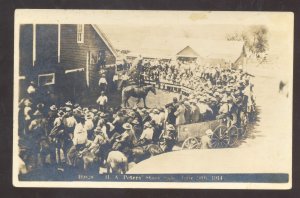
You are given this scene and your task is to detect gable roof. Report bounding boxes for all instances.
[91,24,118,58]
[176,46,200,58]
[175,39,244,62]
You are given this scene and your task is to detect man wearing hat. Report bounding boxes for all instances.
[63,107,77,140]
[28,110,47,138]
[19,98,33,135]
[67,113,88,166]
[150,109,161,125]
[27,109,48,167]
[87,126,108,155]
[190,99,200,123]
[52,110,65,129]
[47,105,58,136]
[112,111,126,133]
[131,119,142,140]
[96,91,108,112]
[98,74,108,93]
[36,103,45,116]
[183,101,192,124]
[174,102,186,126]
[84,113,95,140]
[160,124,177,152]
[26,81,37,101]
[200,129,213,149]
[65,101,73,108]
[196,97,213,122]
[217,96,230,119]
[114,123,137,151]
[138,122,154,146]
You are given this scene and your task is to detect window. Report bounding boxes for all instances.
[77,24,84,43]
[38,73,55,86]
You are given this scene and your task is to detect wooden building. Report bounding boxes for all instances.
[18,24,117,102]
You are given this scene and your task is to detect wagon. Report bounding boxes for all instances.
[178,118,247,150]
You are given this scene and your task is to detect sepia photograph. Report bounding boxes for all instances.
[13,10,293,189]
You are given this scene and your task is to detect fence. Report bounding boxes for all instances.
[144,79,195,96]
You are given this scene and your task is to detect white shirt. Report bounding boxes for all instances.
[197,103,213,114]
[65,116,77,128]
[219,103,229,115]
[53,117,62,127]
[73,123,88,145]
[113,75,119,81]
[24,106,32,121]
[27,85,36,94]
[122,74,129,81]
[140,128,154,140]
[84,119,94,131]
[97,95,108,105]
[99,77,107,85]
[151,113,161,125]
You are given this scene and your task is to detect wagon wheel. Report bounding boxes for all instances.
[181,137,201,150]
[211,125,229,148]
[227,126,239,147]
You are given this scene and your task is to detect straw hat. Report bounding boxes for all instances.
[50,105,57,111]
[74,103,80,108]
[99,112,106,118]
[131,119,139,125]
[65,107,72,112]
[94,126,102,133]
[57,110,65,117]
[144,122,151,128]
[91,108,98,113]
[65,101,72,106]
[122,123,132,130]
[166,124,175,131]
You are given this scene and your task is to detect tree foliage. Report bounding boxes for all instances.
[226,25,269,56]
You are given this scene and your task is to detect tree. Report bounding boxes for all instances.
[226,25,269,57]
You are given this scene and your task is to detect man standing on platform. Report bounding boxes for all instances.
[98,74,108,93]
[97,91,108,112]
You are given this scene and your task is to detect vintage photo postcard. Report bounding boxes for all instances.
[13,10,293,189]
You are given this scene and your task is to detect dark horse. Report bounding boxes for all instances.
[122,85,156,108]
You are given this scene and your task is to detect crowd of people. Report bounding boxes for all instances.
[18,57,256,175]
[122,58,256,126]
[18,82,178,174]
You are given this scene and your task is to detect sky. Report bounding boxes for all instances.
[15,10,294,66]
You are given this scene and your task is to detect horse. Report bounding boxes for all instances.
[106,151,128,174]
[74,148,100,174]
[130,143,164,163]
[122,85,156,108]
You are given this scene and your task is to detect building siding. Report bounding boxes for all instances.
[60,24,116,89]
[18,23,117,101]
[19,24,33,76]
[35,24,59,73]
